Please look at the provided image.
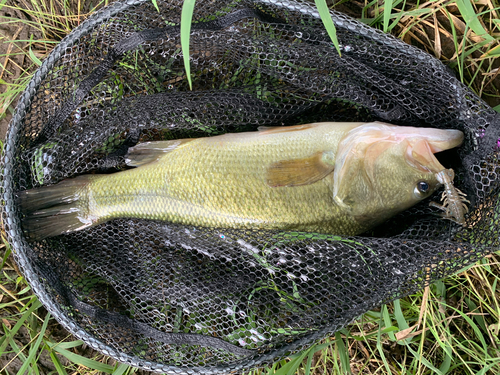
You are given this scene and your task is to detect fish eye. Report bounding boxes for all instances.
[414,181,430,197]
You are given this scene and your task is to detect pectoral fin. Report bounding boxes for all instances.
[125,139,193,167]
[266,151,335,187]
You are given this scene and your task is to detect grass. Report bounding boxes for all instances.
[1,0,500,374]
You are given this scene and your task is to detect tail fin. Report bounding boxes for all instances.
[17,176,93,241]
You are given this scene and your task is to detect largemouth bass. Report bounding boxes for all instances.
[19,122,464,240]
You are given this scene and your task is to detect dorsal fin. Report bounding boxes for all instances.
[258,123,315,135]
[125,139,193,167]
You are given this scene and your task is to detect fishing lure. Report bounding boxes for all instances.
[429,168,469,226]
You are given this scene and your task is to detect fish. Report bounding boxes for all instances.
[18,121,464,240]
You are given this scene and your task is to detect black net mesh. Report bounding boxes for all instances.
[2,0,500,372]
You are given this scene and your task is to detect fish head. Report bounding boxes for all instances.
[333,123,464,226]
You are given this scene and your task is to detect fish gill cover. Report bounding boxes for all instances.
[1,0,500,373]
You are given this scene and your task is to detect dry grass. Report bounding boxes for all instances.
[1,0,500,374]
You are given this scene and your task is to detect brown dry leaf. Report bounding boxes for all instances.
[356,340,370,359]
[444,8,487,43]
[484,0,499,19]
[434,14,441,58]
[399,0,446,24]
[483,68,499,88]
[410,23,434,49]
[2,318,12,329]
[480,44,500,59]
[395,326,416,341]
[445,10,466,34]
[417,284,430,329]
[403,29,430,47]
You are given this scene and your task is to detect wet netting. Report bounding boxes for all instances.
[2,0,500,373]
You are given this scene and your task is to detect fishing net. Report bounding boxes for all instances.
[1,0,500,372]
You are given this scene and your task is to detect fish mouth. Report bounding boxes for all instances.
[407,129,464,173]
[419,128,464,153]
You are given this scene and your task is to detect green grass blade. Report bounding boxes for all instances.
[181,0,196,90]
[393,299,416,345]
[476,360,500,375]
[304,342,331,375]
[454,0,494,42]
[29,45,42,66]
[5,332,29,363]
[446,304,488,353]
[51,346,115,373]
[265,360,280,375]
[0,332,6,349]
[16,312,51,375]
[150,0,159,12]
[0,298,41,355]
[464,297,488,333]
[314,0,341,56]
[112,362,131,375]
[481,44,500,57]
[404,343,444,375]
[383,0,393,33]
[382,304,396,341]
[276,351,309,375]
[270,342,330,375]
[445,9,464,83]
[304,348,314,375]
[48,349,68,375]
[393,299,410,331]
[334,332,351,374]
[438,346,452,374]
[376,311,393,374]
[47,340,84,350]
[1,237,12,270]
